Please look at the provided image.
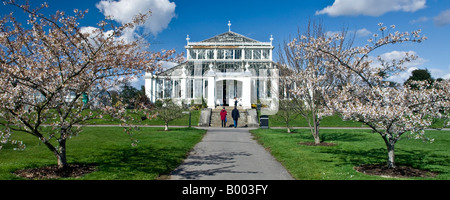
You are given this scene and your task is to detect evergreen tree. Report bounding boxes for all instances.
[405,69,434,89]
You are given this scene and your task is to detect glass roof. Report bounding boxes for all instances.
[188,31,272,46]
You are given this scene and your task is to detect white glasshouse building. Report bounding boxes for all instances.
[145,23,279,111]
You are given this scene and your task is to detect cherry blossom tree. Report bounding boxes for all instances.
[152,98,187,131]
[0,0,178,169]
[292,22,449,168]
[279,20,335,143]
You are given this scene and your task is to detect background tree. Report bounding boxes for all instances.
[108,90,120,106]
[404,69,434,89]
[274,99,301,133]
[136,85,152,109]
[279,20,335,144]
[153,99,186,131]
[293,22,449,168]
[119,82,140,109]
[0,0,178,169]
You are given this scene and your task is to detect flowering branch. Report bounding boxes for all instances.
[0,0,178,169]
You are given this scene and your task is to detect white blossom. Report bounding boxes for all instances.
[290,22,448,168]
[0,1,180,168]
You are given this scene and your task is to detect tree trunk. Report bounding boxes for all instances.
[387,142,396,169]
[57,152,68,169]
[41,137,69,169]
[165,123,169,131]
[57,139,68,169]
[313,126,320,144]
[286,120,291,133]
[313,118,321,144]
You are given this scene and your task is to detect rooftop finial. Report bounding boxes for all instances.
[228,20,231,32]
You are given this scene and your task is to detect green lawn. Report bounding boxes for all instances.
[268,114,365,128]
[0,127,205,180]
[250,128,450,180]
[81,109,201,126]
[2,112,448,180]
[268,113,447,128]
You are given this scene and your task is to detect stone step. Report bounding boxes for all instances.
[210,107,252,127]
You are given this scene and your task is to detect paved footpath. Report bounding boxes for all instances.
[170,127,294,180]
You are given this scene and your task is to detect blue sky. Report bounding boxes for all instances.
[3,0,450,87]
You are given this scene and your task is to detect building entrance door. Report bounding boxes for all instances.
[222,80,227,106]
[216,79,243,107]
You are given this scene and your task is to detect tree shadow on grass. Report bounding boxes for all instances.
[319,147,386,167]
[291,129,370,144]
[95,145,190,179]
[320,131,370,143]
[319,147,449,175]
[395,149,450,173]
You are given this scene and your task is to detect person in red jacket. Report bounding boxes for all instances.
[220,107,227,128]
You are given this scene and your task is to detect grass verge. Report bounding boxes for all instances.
[250,128,450,180]
[0,127,206,180]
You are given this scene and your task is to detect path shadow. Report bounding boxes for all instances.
[170,151,260,179]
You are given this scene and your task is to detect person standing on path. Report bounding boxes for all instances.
[231,106,240,128]
[220,107,227,128]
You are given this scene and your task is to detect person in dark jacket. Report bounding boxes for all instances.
[231,106,240,128]
[220,107,227,128]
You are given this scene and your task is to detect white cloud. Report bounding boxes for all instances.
[379,51,426,67]
[370,51,427,83]
[356,28,371,37]
[96,0,176,36]
[442,65,450,80]
[375,52,450,82]
[434,9,450,27]
[410,16,430,24]
[316,0,426,17]
[325,30,342,38]
[428,67,450,80]
[80,25,136,44]
[326,28,371,38]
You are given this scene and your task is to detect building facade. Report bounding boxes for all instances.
[145,26,279,112]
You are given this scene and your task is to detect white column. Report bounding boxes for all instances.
[151,78,156,103]
[202,79,206,99]
[180,66,187,102]
[171,79,175,98]
[207,64,216,109]
[186,49,190,60]
[262,80,266,99]
[192,78,196,100]
[207,76,215,108]
[242,77,251,109]
[144,73,152,102]
[180,78,186,100]
[267,68,279,115]
[269,49,273,61]
[242,64,252,109]
[162,79,166,99]
[271,69,279,101]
